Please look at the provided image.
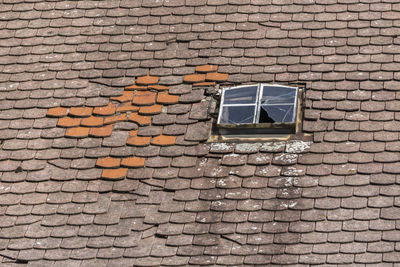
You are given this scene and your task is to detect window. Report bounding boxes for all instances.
[217,84,300,135]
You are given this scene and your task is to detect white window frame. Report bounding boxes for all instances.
[217,84,298,125]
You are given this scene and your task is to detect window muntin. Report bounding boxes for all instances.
[217,84,299,135]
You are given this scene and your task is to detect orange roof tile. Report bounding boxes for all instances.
[156,92,179,105]
[128,113,151,126]
[125,84,147,91]
[81,116,104,127]
[57,117,81,128]
[184,74,206,83]
[195,65,218,73]
[111,91,134,103]
[101,168,127,180]
[121,157,145,168]
[151,135,176,146]
[205,72,229,81]
[126,136,151,147]
[116,103,139,112]
[89,125,113,137]
[47,107,68,117]
[93,103,116,116]
[65,127,89,138]
[132,91,156,106]
[139,104,162,115]
[136,75,159,85]
[104,113,127,125]
[69,107,93,117]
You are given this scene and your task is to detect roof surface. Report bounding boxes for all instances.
[1,0,400,266]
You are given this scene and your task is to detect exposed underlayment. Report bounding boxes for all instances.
[1,0,400,266]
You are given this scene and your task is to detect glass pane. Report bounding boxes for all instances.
[220,106,255,124]
[224,86,258,104]
[261,85,297,105]
[259,104,295,123]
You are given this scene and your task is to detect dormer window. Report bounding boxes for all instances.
[217,84,300,135]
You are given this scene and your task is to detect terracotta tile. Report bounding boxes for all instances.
[139,104,162,115]
[93,103,116,116]
[125,84,147,91]
[132,91,156,106]
[102,168,127,180]
[111,91,134,103]
[184,74,206,83]
[136,75,159,85]
[152,135,176,146]
[47,107,68,117]
[121,157,145,168]
[196,65,218,73]
[157,92,179,105]
[129,113,151,126]
[149,85,169,91]
[126,136,151,147]
[69,107,93,117]
[104,113,127,125]
[65,127,89,138]
[116,103,139,112]
[57,117,81,128]
[193,82,216,87]
[205,72,229,81]
[89,125,113,137]
[81,116,104,127]
[96,157,121,168]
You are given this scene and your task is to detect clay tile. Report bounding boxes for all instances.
[149,85,169,91]
[136,75,159,85]
[102,168,127,180]
[125,84,147,91]
[152,135,176,146]
[116,103,139,113]
[47,107,68,117]
[57,117,81,128]
[157,92,179,105]
[184,74,206,83]
[121,157,145,168]
[65,127,89,138]
[89,125,113,137]
[111,91,134,103]
[139,104,162,115]
[126,136,151,147]
[196,65,218,73]
[69,107,93,117]
[129,113,151,126]
[129,130,138,136]
[96,157,121,168]
[104,113,127,125]
[206,72,229,82]
[93,103,116,116]
[81,116,104,127]
[132,91,156,106]
[193,82,216,87]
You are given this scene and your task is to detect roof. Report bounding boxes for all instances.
[1,0,400,266]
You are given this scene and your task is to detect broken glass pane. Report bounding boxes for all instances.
[261,85,296,105]
[260,104,295,123]
[224,86,258,104]
[220,106,255,124]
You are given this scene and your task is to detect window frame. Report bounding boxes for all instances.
[216,83,300,135]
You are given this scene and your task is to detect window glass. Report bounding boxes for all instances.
[220,106,255,124]
[261,85,296,105]
[260,104,295,123]
[223,85,258,104]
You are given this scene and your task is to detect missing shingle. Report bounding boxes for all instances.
[15,166,22,173]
